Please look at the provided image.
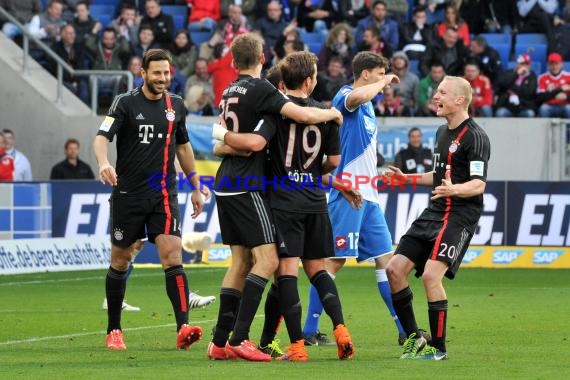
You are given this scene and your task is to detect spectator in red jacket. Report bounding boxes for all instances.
[187,0,220,31]
[0,132,14,181]
[464,60,493,117]
[208,46,238,109]
[437,4,470,46]
[537,52,570,118]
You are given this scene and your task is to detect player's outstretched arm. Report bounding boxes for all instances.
[93,135,117,186]
[385,165,433,187]
[431,166,486,200]
[346,74,400,110]
[280,102,343,126]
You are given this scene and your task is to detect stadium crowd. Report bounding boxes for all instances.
[1,0,570,118]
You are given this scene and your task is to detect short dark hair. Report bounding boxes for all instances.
[280,51,318,90]
[352,51,389,80]
[473,35,487,47]
[2,128,13,136]
[75,0,89,9]
[141,49,172,70]
[364,26,380,39]
[264,65,283,88]
[372,0,386,9]
[408,127,422,137]
[65,138,80,149]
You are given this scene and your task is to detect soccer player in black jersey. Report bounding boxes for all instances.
[217,51,355,361]
[384,76,491,360]
[207,33,343,362]
[93,49,210,351]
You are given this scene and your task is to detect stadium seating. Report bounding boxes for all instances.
[299,30,325,45]
[171,14,186,32]
[307,42,322,55]
[91,0,119,6]
[480,33,512,48]
[189,30,213,46]
[408,59,420,76]
[494,43,512,69]
[96,14,112,28]
[515,33,548,45]
[564,62,570,72]
[161,5,187,18]
[90,5,116,20]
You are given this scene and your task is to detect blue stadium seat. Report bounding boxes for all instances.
[408,59,420,76]
[189,30,213,46]
[299,30,325,45]
[494,43,511,69]
[161,5,187,18]
[480,33,511,48]
[97,14,112,28]
[307,42,322,55]
[507,60,543,74]
[171,14,186,32]
[514,44,547,67]
[515,33,548,45]
[564,61,570,72]
[91,0,118,7]
[90,4,115,18]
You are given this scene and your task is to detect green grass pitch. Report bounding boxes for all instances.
[1,267,569,379]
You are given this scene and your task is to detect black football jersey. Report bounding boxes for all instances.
[214,75,289,193]
[97,87,189,197]
[258,96,340,213]
[425,118,491,225]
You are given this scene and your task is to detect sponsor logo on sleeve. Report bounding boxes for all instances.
[99,116,115,132]
[335,236,347,249]
[470,161,484,176]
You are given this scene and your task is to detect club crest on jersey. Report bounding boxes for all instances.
[165,108,175,122]
[449,140,460,153]
[113,228,124,241]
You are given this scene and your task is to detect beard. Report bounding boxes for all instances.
[146,80,169,95]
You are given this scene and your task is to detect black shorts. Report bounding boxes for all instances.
[395,215,475,279]
[110,195,181,248]
[273,210,333,260]
[216,191,277,248]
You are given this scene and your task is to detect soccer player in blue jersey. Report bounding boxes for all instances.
[302,51,411,346]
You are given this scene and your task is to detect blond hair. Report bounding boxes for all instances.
[443,76,472,110]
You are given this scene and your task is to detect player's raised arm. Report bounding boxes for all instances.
[93,135,117,186]
[385,165,433,187]
[346,73,399,110]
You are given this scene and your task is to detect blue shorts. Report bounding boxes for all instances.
[328,199,393,262]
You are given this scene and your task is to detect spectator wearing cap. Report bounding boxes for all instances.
[464,59,494,117]
[537,52,570,118]
[390,51,419,115]
[495,53,537,117]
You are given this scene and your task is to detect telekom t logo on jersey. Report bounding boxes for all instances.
[139,125,154,144]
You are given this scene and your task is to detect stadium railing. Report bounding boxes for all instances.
[0,6,133,115]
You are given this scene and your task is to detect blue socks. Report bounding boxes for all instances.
[303,284,324,338]
[376,269,405,334]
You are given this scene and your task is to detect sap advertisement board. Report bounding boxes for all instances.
[48,180,570,267]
